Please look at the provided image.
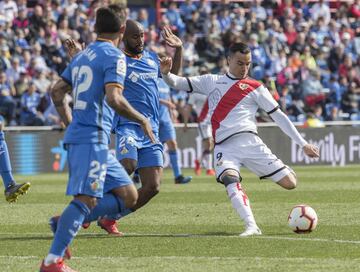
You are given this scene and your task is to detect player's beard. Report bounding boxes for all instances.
[125,41,144,55]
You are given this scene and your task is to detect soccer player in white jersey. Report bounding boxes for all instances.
[184,93,215,176]
[160,42,320,236]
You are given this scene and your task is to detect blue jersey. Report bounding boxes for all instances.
[113,50,160,132]
[158,78,171,122]
[61,40,126,145]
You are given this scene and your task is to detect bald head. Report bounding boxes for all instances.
[123,20,145,55]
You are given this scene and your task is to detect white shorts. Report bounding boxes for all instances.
[198,121,212,140]
[213,133,291,183]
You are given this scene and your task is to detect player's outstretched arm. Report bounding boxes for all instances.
[105,84,156,143]
[51,79,72,126]
[270,109,320,158]
[160,57,190,91]
[161,25,183,75]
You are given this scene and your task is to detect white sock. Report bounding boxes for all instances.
[44,254,61,266]
[226,183,257,228]
[202,152,213,170]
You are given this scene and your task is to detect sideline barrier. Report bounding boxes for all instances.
[5,123,360,174]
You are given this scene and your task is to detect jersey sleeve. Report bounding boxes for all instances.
[187,74,217,95]
[61,64,72,85]
[254,85,279,113]
[103,51,126,87]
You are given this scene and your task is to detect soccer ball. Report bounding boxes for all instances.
[288,204,318,233]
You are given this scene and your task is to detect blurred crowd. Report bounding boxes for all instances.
[0,0,359,127]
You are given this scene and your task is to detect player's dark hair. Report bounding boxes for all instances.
[94,4,126,34]
[228,42,251,56]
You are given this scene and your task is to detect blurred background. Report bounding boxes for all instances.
[0,0,359,174]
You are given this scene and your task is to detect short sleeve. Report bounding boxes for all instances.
[187,74,218,95]
[61,65,72,85]
[255,85,279,113]
[103,51,126,87]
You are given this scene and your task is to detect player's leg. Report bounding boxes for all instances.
[166,139,192,184]
[241,135,295,189]
[214,141,261,237]
[240,134,294,233]
[276,172,297,190]
[198,122,215,176]
[159,119,191,183]
[0,120,30,202]
[84,152,138,236]
[41,143,107,271]
[202,137,215,176]
[115,132,139,175]
[136,166,162,209]
[134,143,164,209]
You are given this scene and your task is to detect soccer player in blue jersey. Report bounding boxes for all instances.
[40,5,154,272]
[97,20,185,234]
[158,77,192,184]
[0,117,30,202]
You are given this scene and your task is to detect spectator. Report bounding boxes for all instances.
[29,5,46,37]
[19,81,44,126]
[165,2,185,36]
[302,70,326,106]
[0,0,18,23]
[0,72,16,125]
[0,45,11,71]
[250,0,267,21]
[14,70,29,97]
[328,44,345,73]
[137,8,149,31]
[311,0,331,24]
[179,0,197,21]
[12,6,29,31]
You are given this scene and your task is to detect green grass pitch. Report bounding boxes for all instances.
[1,166,360,271]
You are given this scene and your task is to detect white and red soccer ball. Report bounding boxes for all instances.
[288,204,318,233]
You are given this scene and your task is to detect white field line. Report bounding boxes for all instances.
[0,232,360,245]
[0,256,360,261]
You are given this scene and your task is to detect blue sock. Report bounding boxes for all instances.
[49,199,90,257]
[83,193,126,223]
[169,150,181,178]
[0,131,15,188]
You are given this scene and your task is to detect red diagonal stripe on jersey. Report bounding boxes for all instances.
[197,99,209,122]
[211,78,261,141]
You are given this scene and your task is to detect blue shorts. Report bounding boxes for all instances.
[115,124,163,168]
[66,143,132,198]
[103,152,133,193]
[66,143,108,198]
[159,118,176,143]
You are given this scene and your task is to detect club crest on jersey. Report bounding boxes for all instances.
[147,58,156,67]
[239,83,249,90]
[120,147,128,155]
[91,180,101,192]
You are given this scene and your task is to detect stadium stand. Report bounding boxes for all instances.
[0,0,359,126]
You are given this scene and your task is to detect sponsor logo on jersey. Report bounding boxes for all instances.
[128,71,158,83]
